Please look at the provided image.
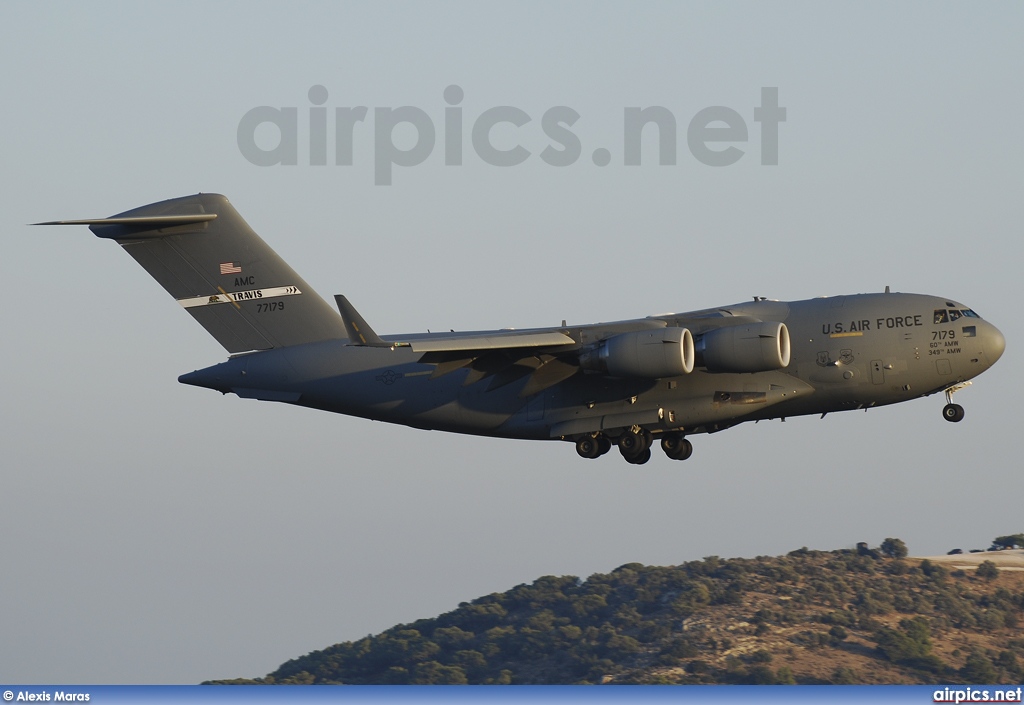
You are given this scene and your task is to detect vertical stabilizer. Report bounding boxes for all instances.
[39,193,346,353]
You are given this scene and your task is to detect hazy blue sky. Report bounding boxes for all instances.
[2,0,1022,684]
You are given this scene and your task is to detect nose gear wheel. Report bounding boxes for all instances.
[942,382,971,423]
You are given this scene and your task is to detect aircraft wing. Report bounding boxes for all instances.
[334,296,575,352]
[396,330,576,353]
[335,295,580,396]
[398,331,579,396]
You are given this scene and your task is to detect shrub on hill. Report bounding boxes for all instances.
[207,539,1024,686]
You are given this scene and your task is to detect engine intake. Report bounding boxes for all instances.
[694,322,790,373]
[582,327,695,378]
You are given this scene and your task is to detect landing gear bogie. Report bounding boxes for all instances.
[661,435,693,461]
[576,434,612,459]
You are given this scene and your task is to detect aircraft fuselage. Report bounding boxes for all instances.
[180,292,1004,450]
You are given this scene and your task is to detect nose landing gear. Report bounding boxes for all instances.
[942,382,971,423]
[942,403,965,422]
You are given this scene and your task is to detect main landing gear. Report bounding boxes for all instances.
[942,382,971,423]
[574,429,692,464]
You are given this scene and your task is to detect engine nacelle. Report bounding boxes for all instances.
[694,322,790,373]
[582,327,695,378]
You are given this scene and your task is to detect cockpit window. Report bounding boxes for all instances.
[934,308,981,323]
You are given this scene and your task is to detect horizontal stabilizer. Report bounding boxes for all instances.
[34,214,218,228]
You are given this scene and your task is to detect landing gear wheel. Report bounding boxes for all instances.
[942,383,970,423]
[625,447,652,465]
[618,428,652,462]
[597,437,611,456]
[576,436,602,459]
[661,435,693,461]
[618,430,645,457]
[942,403,965,423]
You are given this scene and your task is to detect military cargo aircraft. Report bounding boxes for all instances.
[38,193,1005,464]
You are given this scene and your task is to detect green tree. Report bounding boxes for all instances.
[381,667,410,684]
[920,559,948,581]
[976,560,999,581]
[453,650,488,680]
[831,666,859,684]
[880,538,908,559]
[744,665,777,684]
[990,534,1024,550]
[960,652,997,683]
[874,617,947,673]
[484,669,513,685]
[413,661,468,685]
[776,666,796,684]
[276,670,315,684]
[996,651,1020,680]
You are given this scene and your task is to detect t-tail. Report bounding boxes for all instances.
[36,193,346,352]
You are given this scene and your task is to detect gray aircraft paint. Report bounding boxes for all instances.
[39,194,1005,464]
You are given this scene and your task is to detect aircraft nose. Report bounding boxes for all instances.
[985,322,1006,365]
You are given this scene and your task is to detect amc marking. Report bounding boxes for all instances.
[177,285,302,309]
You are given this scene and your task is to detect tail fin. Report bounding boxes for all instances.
[37,193,346,353]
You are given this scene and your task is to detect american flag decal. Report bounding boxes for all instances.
[219,262,242,275]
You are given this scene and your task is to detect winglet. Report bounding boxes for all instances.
[335,295,388,346]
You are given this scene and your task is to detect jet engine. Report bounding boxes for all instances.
[581,327,695,378]
[694,322,790,373]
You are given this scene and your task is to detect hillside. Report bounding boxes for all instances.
[209,543,1024,685]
